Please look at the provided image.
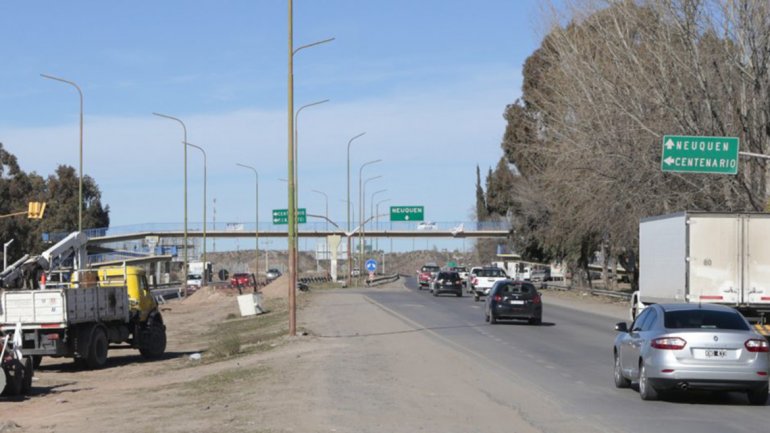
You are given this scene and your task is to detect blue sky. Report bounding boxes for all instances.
[0,1,546,249]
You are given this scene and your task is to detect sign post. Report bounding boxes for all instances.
[390,206,424,222]
[661,135,739,175]
[273,208,306,224]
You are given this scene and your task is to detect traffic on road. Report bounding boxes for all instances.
[381,270,770,432]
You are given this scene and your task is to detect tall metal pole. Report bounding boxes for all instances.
[376,198,391,252]
[287,0,296,336]
[358,160,381,277]
[237,164,259,284]
[370,189,387,253]
[293,99,329,283]
[346,132,366,286]
[41,74,83,232]
[360,174,382,273]
[185,142,207,286]
[288,13,334,334]
[153,112,188,296]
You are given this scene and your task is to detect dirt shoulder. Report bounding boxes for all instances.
[1,279,624,433]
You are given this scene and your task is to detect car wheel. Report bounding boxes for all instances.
[638,363,658,401]
[485,312,490,322]
[418,285,422,291]
[613,353,631,389]
[747,385,769,406]
[456,291,462,298]
[528,317,541,326]
[474,295,480,302]
[489,312,497,325]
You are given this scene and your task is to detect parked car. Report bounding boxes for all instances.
[613,303,769,404]
[266,268,282,280]
[484,280,542,325]
[416,221,438,231]
[230,273,254,288]
[417,263,441,289]
[471,267,508,301]
[430,271,463,297]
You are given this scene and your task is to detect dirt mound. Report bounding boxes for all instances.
[261,275,289,299]
[182,285,233,305]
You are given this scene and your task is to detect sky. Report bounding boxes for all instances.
[0,1,548,253]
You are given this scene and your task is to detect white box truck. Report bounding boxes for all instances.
[633,212,770,336]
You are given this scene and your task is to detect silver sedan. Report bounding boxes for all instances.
[613,303,769,404]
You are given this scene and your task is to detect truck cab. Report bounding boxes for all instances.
[96,266,158,321]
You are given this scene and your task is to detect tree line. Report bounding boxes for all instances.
[1,143,109,263]
[478,0,770,288]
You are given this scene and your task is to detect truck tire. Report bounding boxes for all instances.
[86,327,109,370]
[20,356,33,394]
[140,313,167,359]
[1,359,24,396]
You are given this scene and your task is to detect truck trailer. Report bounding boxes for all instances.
[632,212,770,337]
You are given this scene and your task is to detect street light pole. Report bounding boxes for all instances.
[293,99,329,284]
[346,132,366,287]
[41,74,83,232]
[358,160,382,277]
[3,239,14,271]
[288,0,333,335]
[236,163,259,283]
[153,112,189,296]
[312,189,329,231]
[185,142,207,286]
[375,198,391,252]
[361,174,382,272]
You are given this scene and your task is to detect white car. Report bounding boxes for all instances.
[470,267,508,301]
[186,273,203,289]
[417,221,438,230]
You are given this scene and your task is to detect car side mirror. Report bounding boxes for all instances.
[614,322,628,333]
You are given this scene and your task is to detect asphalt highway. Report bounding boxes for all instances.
[361,277,769,433]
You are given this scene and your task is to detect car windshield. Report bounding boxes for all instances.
[664,309,750,330]
[422,266,440,273]
[188,274,201,280]
[479,269,505,277]
[437,272,459,280]
[452,267,467,272]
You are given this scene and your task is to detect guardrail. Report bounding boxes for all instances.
[590,289,632,301]
[367,274,400,287]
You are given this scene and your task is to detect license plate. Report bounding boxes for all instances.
[509,300,525,305]
[705,349,727,358]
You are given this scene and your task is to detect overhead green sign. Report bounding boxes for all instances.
[390,206,424,222]
[272,208,306,224]
[661,135,739,175]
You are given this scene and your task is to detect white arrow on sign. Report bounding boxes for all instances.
[665,139,675,150]
[663,156,675,165]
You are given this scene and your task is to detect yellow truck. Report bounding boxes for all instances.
[1,265,166,395]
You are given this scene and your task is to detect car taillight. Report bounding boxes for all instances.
[745,339,769,353]
[651,337,687,350]
[532,293,541,304]
[493,294,503,302]
[472,277,478,285]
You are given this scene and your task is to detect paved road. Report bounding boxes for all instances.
[363,277,769,433]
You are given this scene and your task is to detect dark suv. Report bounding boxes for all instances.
[485,280,542,325]
[430,271,463,297]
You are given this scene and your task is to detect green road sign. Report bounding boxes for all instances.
[390,206,424,222]
[661,135,739,175]
[272,208,306,224]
